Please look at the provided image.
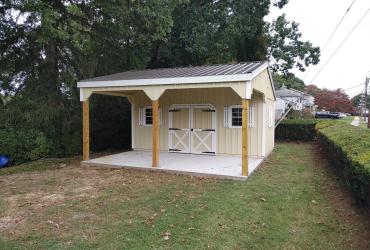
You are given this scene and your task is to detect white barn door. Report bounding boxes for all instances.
[168,105,216,155]
[191,107,216,154]
[168,107,191,153]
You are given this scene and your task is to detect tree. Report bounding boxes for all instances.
[351,93,370,108]
[0,0,183,155]
[273,73,305,90]
[304,84,321,97]
[267,14,320,74]
[149,0,272,68]
[315,88,354,113]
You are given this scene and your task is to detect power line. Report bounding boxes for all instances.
[309,8,370,84]
[344,82,365,91]
[303,0,357,80]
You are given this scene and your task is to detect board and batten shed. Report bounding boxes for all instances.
[78,61,276,180]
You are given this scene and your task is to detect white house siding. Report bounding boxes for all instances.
[132,88,265,157]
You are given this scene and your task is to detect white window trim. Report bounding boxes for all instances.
[268,106,273,128]
[223,107,229,128]
[249,106,254,128]
[225,105,254,128]
[138,106,162,126]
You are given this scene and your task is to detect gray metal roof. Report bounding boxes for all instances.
[275,87,304,98]
[80,61,266,82]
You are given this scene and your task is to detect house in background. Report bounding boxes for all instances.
[275,86,315,119]
[77,61,276,180]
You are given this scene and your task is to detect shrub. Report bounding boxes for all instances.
[316,123,370,206]
[275,119,318,141]
[301,109,315,119]
[0,128,52,165]
[286,109,301,119]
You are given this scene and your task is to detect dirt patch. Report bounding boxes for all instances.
[0,160,182,240]
[0,216,24,231]
[71,212,98,220]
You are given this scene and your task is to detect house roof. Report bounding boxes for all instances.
[275,87,303,98]
[77,61,268,88]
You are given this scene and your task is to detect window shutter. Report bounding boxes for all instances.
[248,106,254,127]
[224,107,229,127]
[138,108,144,126]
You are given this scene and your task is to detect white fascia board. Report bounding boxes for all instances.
[245,80,252,99]
[77,73,254,88]
[250,62,269,78]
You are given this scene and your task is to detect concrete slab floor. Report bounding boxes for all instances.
[82,151,264,181]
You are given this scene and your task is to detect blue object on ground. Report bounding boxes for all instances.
[0,155,10,168]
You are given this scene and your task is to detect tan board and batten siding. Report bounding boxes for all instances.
[133,69,274,157]
[252,68,275,156]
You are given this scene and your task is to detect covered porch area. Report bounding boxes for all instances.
[82,150,263,181]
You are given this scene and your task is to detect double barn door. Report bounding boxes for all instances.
[168,105,216,155]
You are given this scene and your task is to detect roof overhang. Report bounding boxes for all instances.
[77,74,251,88]
[77,62,268,89]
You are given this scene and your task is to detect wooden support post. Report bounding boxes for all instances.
[152,100,159,167]
[82,100,90,161]
[242,99,249,176]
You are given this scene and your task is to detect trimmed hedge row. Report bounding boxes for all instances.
[316,123,370,206]
[275,119,318,141]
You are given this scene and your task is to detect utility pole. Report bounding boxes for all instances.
[364,78,368,122]
[366,76,370,128]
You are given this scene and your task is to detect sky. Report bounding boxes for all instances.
[266,0,370,97]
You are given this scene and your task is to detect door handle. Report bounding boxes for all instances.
[190,128,193,132]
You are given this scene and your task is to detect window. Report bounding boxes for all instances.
[224,105,254,128]
[145,108,152,125]
[138,107,162,126]
[231,107,242,127]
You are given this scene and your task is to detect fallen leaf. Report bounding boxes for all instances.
[65,241,73,246]
[162,232,171,240]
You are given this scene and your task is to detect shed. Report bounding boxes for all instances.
[78,61,276,180]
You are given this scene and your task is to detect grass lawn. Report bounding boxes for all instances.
[359,119,368,129]
[341,116,354,124]
[344,115,368,129]
[0,143,369,249]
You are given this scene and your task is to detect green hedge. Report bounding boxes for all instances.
[0,128,52,165]
[275,119,318,141]
[316,123,370,206]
